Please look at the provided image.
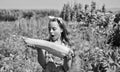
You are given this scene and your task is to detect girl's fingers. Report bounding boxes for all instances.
[65,49,74,60]
[69,49,74,57]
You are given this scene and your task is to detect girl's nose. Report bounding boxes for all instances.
[50,29,53,33]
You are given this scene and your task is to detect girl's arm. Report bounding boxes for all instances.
[27,45,46,69]
[22,37,46,69]
[63,49,74,72]
[37,48,46,69]
[63,56,72,71]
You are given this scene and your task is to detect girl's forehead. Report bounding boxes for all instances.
[49,21,60,27]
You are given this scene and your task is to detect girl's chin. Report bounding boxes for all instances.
[51,37,58,42]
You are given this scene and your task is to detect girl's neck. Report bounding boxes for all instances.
[51,37,63,45]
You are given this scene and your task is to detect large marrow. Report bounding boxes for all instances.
[25,38,71,58]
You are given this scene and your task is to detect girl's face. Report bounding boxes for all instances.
[49,21,63,41]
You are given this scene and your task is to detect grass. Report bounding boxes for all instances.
[0,12,120,72]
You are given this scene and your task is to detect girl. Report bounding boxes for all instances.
[23,16,73,72]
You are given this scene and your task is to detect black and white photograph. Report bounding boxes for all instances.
[0,0,120,72]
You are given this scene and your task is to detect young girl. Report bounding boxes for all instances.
[23,16,73,72]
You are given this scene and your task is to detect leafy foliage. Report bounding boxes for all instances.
[0,2,120,72]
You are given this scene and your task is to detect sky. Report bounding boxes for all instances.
[0,0,120,10]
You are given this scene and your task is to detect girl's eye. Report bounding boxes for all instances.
[53,28,57,31]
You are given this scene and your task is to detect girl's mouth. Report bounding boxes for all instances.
[51,35,55,37]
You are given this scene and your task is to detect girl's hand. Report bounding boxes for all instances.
[65,49,74,60]
[63,49,74,71]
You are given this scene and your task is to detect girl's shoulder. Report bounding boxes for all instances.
[62,39,70,48]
